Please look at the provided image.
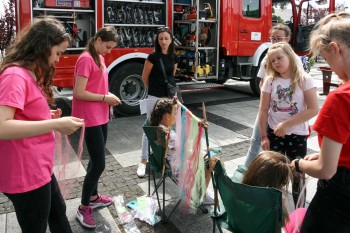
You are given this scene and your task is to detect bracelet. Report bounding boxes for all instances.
[295,159,302,173]
[102,95,105,102]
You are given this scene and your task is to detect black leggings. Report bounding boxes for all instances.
[301,167,350,233]
[4,175,72,233]
[81,123,108,206]
[268,127,307,207]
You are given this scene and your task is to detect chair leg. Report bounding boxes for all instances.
[147,142,151,196]
[212,220,223,233]
[162,176,166,222]
[199,204,208,214]
[150,171,183,223]
[212,218,216,233]
[148,163,151,196]
[218,226,223,233]
[164,199,181,222]
[152,171,162,214]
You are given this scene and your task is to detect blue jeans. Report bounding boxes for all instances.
[244,116,261,167]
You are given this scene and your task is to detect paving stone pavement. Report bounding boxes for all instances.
[0,62,336,233]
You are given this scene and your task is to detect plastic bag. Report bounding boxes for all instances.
[113,195,141,233]
[114,195,133,224]
[95,224,110,233]
[133,196,161,226]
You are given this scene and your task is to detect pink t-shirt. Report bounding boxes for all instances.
[262,75,315,135]
[72,52,109,127]
[0,66,54,194]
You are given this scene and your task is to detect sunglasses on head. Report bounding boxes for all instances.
[158,26,170,32]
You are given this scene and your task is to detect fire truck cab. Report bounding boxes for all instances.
[15,0,339,115]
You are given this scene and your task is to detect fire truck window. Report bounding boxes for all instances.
[242,0,261,18]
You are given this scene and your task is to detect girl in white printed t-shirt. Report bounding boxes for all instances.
[258,42,318,208]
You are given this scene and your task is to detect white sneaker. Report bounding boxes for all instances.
[137,163,146,177]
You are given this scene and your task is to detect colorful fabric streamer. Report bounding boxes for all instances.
[54,125,85,199]
[171,101,206,213]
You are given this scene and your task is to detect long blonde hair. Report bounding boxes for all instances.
[309,11,350,58]
[266,42,306,93]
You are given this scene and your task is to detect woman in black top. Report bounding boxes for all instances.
[137,27,179,177]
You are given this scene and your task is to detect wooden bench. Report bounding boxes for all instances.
[318,66,339,95]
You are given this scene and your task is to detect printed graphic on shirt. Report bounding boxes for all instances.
[272,85,299,116]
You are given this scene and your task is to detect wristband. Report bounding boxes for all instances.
[102,95,105,102]
[295,159,302,173]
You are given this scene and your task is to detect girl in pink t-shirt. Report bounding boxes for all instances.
[258,43,318,208]
[0,18,83,233]
[72,27,121,229]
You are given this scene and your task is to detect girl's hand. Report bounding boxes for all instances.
[56,117,84,135]
[304,153,319,161]
[261,136,270,151]
[105,93,122,107]
[273,122,287,137]
[51,108,62,119]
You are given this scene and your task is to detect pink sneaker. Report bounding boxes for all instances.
[89,195,114,209]
[76,206,96,228]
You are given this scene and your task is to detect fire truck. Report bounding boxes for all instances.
[15,0,338,115]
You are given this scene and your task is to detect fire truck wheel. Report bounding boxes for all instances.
[250,67,261,96]
[109,62,147,116]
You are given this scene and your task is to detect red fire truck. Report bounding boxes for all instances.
[15,0,338,115]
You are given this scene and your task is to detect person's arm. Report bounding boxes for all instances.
[259,78,264,89]
[73,76,121,106]
[258,90,271,150]
[173,63,178,76]
[0,105,84,140]
[257,58,267,89]
[273,87,318,137]
[142,60,153,88]
[73,76,104,102]
[292,136,341,179]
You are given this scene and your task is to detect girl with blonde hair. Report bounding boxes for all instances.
[258,42,318,207]
[291,12,350,232]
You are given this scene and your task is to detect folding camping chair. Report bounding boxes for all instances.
[211,160,283,233]
[143,118,209,223]
[142,119,182,222]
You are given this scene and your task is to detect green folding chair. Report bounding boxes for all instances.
[211,160,283,233]
[142,120,180,222]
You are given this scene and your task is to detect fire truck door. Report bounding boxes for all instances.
[237,0,269,56]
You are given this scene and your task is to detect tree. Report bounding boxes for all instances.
[272,15,285,23]
[0,0,15,58]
